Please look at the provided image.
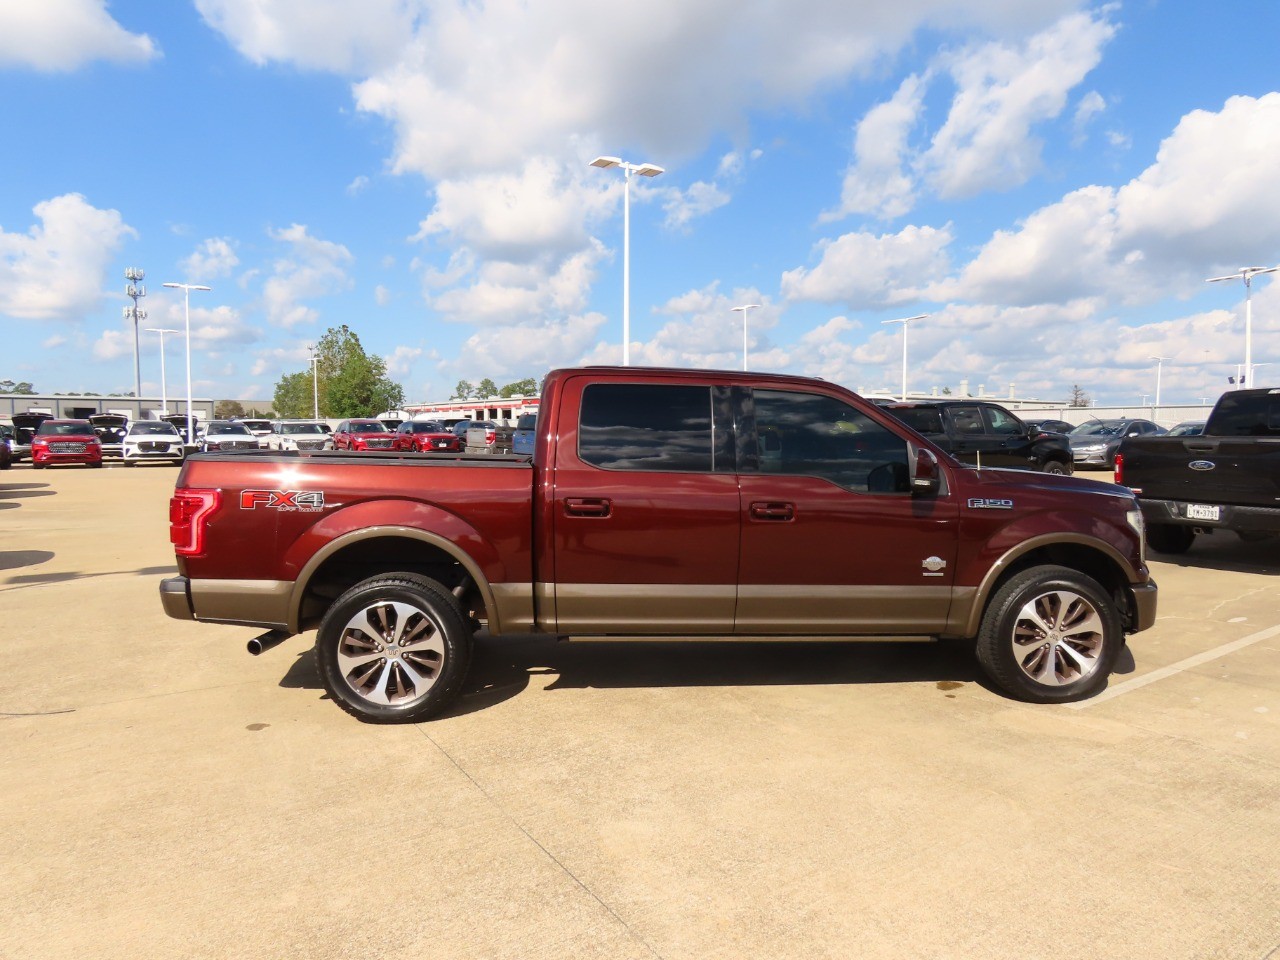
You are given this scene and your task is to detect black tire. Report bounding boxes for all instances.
[1146,524,1195,554]
[90,461,103,469]
[975,565,1122,704]
[1041,459,1069,475]
[315,573,473,723]
[123,460,135,468]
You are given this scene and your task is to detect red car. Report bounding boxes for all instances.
[332,418,395,452]
[30,419,104,469]
[392,420,463,452]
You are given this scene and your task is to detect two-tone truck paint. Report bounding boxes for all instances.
[161,366,1157,722]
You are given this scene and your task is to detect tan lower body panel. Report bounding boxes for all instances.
[189,578,292,628]
[545,583,958,636]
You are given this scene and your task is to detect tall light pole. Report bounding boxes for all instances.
[1206,265,1278,388]
[880,314,929,401]
[308,344,320,419]
[1149,355,1171,409]
[146,327,180,416]
[732,304,761,371]
[590,156,665,365]
[162,282,211,445]
[124,268,147,398]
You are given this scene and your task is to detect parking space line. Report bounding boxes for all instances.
[1069,623,1280,709]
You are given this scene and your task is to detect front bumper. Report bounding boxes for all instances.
[1127,580,1158,634]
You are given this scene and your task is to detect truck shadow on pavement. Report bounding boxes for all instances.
[1150,536,1280,576]
[281,635,1029,718]
[0,482,54,509]
[2,564,178,586]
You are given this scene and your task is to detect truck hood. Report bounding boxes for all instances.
[958,465,1131,501]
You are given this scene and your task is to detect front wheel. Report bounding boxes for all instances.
[1041,459,1069,475]
[975,565,1122,703]
[315,573,473,723]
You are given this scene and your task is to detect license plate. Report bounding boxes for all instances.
[1186,503,1221,521]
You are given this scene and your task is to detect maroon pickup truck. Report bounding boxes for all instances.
[160,366,1157,722]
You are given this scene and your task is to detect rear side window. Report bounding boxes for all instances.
[579,383,714,471]
[1209,392,1280,436]
[891,407,944,434]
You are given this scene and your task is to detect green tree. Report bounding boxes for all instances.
[271,325,404,419]
[451,380,475,400]
[274,371,316,419]
[499,377,538,398]
[215,400,246,419]
[0,380,34,394]
[476,378,498,398]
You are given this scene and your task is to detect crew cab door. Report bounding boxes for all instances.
[548,379,740,634]
[736,389,959,634]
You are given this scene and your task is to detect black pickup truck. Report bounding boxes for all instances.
[1116,387,1280,553]
[882,400,1074,474]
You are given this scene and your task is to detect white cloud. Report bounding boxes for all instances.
[0,0,157,71]
[826,74,925,221]
[782,224,953,308]
[181,237,240,280]
[920,9,1117,199]
[42,335,68,350]
[262,224,354,327]
[1072,90,1106,146]
[449,312,607,381]
[661,180,731,231]
[194,0,413,73]
[346,175,371,196]
[943,94,1280,307]
[374,284,391,306]
[0,194,135,321]
[386,345,422,377]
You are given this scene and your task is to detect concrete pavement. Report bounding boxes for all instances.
[1,463,1277,960]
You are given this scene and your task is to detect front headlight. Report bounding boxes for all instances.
[1126,507,1146,564]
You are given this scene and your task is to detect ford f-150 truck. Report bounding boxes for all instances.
[1115,386,1280,553]
[160,366,1157,723]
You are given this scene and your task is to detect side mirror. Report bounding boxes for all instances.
[911,447,941,495]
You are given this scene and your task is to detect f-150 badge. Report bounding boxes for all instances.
[968,498,1014,509]
[240,489,326,512]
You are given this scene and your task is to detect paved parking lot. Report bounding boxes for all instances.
[2,463,1278,960]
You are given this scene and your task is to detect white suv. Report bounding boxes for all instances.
[122,421,185,467]
[266,421,333,452]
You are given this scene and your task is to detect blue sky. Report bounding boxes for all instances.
[2,0,1278,407]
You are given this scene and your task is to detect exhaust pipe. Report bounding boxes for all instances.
[247,629,292,656]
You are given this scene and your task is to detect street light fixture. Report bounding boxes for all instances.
[146,327,180,416]
[161,282,211,445]
[880,314,929,401]
[1149,355,1171,409]
[590,155,665,365]
[731,304,761,371]
[1206,265,1278,388]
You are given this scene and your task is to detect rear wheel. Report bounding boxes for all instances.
[1041,459,1069,475]
[976,565,1122,703]
[315,573,473,723]
[1146,524,1195,554]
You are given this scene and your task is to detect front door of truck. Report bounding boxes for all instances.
[736,389,959,634]
[548,379,740,634]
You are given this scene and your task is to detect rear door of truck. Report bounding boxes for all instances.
[546,377,740,634]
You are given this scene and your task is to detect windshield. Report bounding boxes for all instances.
[209,422,252,436]
[281,422,325,435]
[37,421,92,436]
[351,422,389,434]
[1070,420,1125,437]
[131,422,180,436]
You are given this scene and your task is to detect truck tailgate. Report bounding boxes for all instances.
[1122,436,1280,507]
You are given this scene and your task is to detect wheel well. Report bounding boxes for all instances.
[988,543,1134,627]
[297,536,483,631]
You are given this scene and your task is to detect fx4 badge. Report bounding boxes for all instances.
[240,489,326,512]
[968,498,1014,510]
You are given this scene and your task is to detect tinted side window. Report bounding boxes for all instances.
[891,407,944,434]
[753,390,910,493]
[579,383,713,471]
[984,406,1023,435]
[1208,393,1280,436]
[949,405,984,434]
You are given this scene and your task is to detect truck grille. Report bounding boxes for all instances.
[49,442,86,453]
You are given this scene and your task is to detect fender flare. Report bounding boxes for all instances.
[960,532,1141,637]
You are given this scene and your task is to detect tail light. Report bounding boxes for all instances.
[1113,453,1123,485]
[170,489,221,556]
